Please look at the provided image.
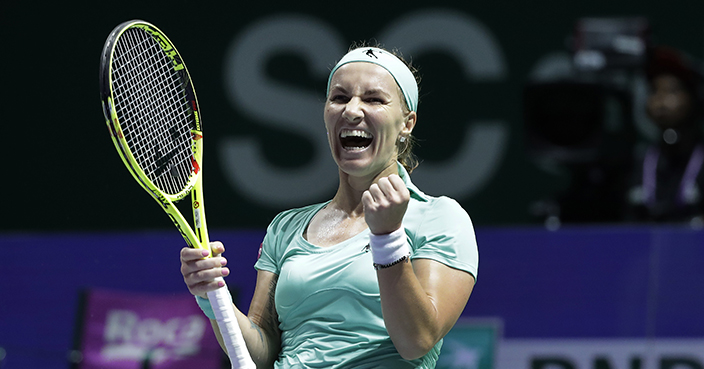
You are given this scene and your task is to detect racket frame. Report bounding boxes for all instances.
[99,20,254,369]
[100,20,208,251]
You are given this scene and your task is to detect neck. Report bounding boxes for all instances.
[330,161,399,215]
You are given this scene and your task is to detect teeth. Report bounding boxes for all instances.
[340,129,372,139]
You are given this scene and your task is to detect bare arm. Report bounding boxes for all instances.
[181,243,281,368]
[363,174,475,359]
[376,258,474,360]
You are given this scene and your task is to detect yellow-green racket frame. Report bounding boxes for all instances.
[100,20,257,368]
[100,20,210,255]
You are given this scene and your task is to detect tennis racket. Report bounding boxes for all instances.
[99,20,255,369]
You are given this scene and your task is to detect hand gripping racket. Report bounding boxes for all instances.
[99,20,255,369]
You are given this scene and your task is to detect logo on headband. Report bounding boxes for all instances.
[365,49,378,59]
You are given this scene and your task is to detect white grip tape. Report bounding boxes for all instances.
[207,280,256,369]
[369,227,410,265]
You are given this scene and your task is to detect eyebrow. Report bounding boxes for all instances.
[329,85,393,98]
[328,85,348,94]
[363,88,392,98]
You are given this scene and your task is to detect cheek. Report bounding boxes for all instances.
[671,94,693,113]
[323,106,336,130]
[323,110,339,151]
[376,124,403,153]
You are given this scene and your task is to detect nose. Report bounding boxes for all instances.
[341,97,363,122]
[648,92,674,115]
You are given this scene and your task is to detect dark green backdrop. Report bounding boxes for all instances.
[3,0,702,232]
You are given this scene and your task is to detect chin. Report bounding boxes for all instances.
[336,159,370,175]
[339,159,397,180]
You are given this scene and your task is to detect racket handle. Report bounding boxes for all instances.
[207,281,256,369]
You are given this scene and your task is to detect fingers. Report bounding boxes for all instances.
[363,174,410,235]
[365,174,410,207]
[180,242,229,297]
[179,241,225,261]
[180,246,208,262]
[182,261,229,297]
[363,186,379,213]
[385,174,408,194]
[180,250,228,275]
[210,241,225,257]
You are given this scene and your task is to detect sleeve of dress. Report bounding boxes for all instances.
[410,196,479,280]
[254,213,285,274]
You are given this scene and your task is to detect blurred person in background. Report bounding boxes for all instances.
[625,46,704,224]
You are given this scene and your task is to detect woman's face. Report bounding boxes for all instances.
[324,62,416,178]
[647,73,694,130]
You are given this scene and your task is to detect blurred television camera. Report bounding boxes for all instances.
[524,17,650,224]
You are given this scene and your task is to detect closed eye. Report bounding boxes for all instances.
[363,89,391,104]
[329,94,350,103]
[365,97,385,104]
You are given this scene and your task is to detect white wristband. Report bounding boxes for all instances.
[369,227,411,269]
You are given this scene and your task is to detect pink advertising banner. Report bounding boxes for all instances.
[77,288,222,369]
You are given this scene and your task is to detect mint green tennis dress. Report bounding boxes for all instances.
[255,164,479,368]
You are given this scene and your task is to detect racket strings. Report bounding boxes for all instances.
[111,27,195,196]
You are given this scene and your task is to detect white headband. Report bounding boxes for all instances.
[326,47,418,112]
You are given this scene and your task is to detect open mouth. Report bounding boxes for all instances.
[340,129,373,150]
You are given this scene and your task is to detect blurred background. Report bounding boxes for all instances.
[2,0,704,368]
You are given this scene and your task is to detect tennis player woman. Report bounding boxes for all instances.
[180,44,479,368]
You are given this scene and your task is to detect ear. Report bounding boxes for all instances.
[402,111,417,136]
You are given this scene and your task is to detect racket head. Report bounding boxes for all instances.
[100,20,203,204]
